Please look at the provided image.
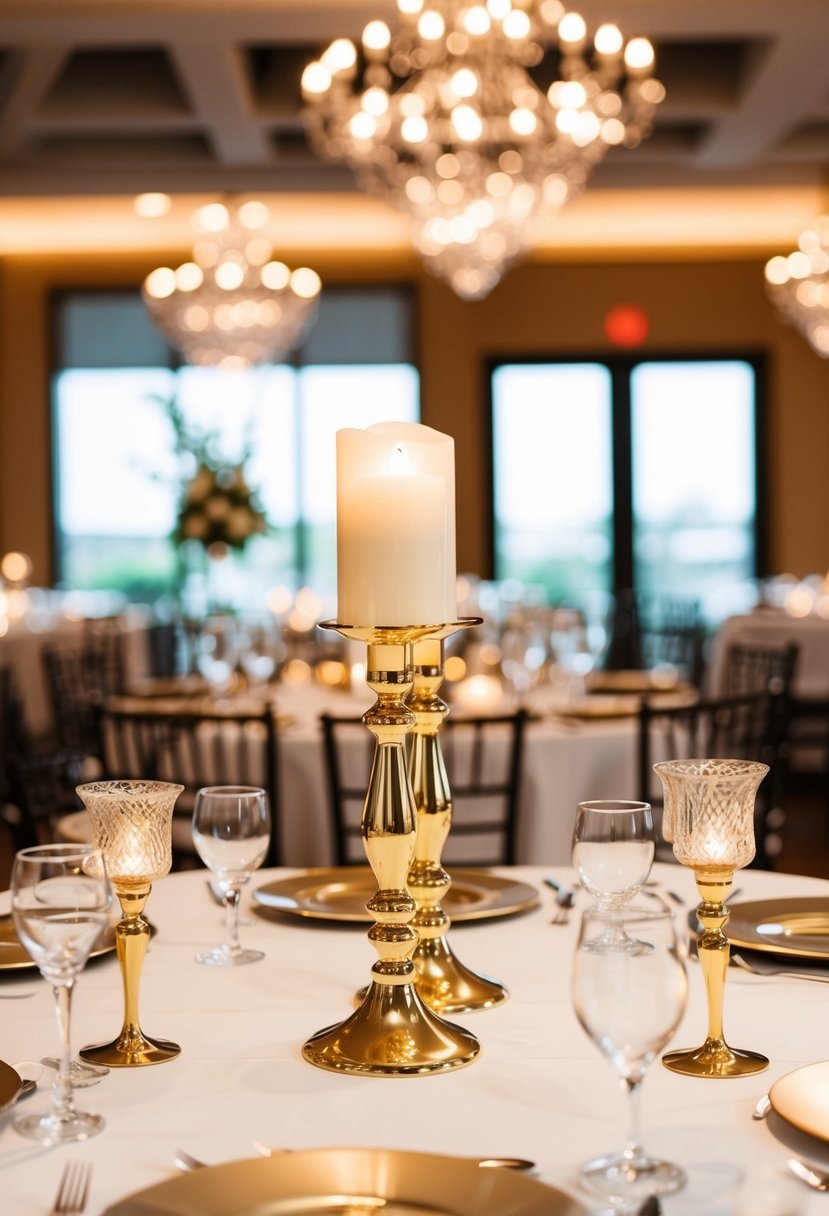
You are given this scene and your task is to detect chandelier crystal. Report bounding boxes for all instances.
[142,201,322,369]
[302,1,663,299]
[765,215,829,357]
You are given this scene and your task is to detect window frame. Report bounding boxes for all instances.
[485,350,770,597]
[48,282,420,593]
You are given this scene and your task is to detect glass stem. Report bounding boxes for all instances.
[52,981,77,1125]
[224,885,242,954]
[622,1076,645,1165]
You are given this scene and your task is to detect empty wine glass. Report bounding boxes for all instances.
[11,843,111,1142]
[572,905,688,1206]
[192,785,270,965]
[196,614,240,694]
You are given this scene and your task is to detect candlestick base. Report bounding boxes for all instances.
[79,1032,181,1069]
[307,622,482,1076]
[303,978,479,1076]
[662,1040,768,1079]
[412,935,507,1013]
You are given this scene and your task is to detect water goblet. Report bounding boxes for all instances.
[572,905,688,1206]
[196,614,240,695]
[192,785,271,965]
[572,800,655,951]
[11,843,110,1142]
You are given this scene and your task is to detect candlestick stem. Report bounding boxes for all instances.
[408,633,507,1012]
[80,885,181,1067]
[662,868,768,1078]
[302,623,480,1076]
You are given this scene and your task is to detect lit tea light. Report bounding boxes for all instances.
[444,655,467,683]
[785,584,816,617]
[281,658,312,686]
[316,659,347,687]
[453,673,503,713]
[265,585,293,616]
[0,550,33,585]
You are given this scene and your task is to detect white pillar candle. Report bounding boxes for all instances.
[336,422,457,626]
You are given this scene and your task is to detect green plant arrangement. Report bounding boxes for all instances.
[151,392,268,555]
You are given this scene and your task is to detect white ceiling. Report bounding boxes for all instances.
[0,0,827,255]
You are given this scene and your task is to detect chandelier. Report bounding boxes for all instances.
[302,1,663,300]
[142,201,322,369]
[764,215,829,357]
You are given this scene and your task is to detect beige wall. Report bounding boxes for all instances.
[1,248,828,586]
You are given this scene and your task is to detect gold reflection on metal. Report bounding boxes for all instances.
[408,632,507,1013]
[303,623,479,1075]
[80,883,181,1067]
[76,779,183,1068]
[662,868,768,1078]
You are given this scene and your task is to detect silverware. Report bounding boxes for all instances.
[644,882,685,906]
[543,877,576,924]
[732,952,829,984]
[175,1147,208,1172]
[787,1156,829,1191]
[50,1160,92,1215]
[752,1092,771,1120]
[42,1056,110,1080]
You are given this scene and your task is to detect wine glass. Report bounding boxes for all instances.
[572,800,655,950]
[192,785,271,965]
[572,905,688,1206]
[11,843,111,1142]
[196,614,240,694]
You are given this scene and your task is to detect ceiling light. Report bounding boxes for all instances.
[142,202,321,369]
[765,216,829,357]
[302,1,663,299]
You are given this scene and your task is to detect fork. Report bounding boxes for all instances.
[543,877,576,924]
[731,952,829,984]
[51,1161,92,1215]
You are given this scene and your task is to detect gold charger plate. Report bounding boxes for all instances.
[253,868,540,924]
[587,668,680,694]
[556,694,641,720]
[103,1148,587,1216]
[0,1059,22,1111]
[0,915,118,971]
[727,897,829,960]
[770,1061,829,1144]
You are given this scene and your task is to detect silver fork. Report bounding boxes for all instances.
[544,877,576,924]
[731,952,829,984]
[51,1161,92,1215]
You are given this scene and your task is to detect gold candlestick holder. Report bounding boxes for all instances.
[654,759,769,1079]
[407,629,508,1013]
[76,780,184,1068]
[302,623,480,1076]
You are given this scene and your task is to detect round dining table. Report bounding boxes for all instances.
[1,862,827,1215]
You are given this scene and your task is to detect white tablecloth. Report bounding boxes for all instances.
[708,610,829,702]
[60,683,638,868]
[1,863,828,1214]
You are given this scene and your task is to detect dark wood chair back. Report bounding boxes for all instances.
[638,680,795,869]
[97,700,282,866]
[320,709,527,867]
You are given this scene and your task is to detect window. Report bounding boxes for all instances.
[52,288,419,606]
[490,356,765,623]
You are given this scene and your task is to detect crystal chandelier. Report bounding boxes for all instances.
[142,201,322,370]
[764,215,829,357]
[302,1,663,300]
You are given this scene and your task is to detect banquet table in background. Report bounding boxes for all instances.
[708,609,829,702]
[58,682,639,868]
[1,863,827,1214]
